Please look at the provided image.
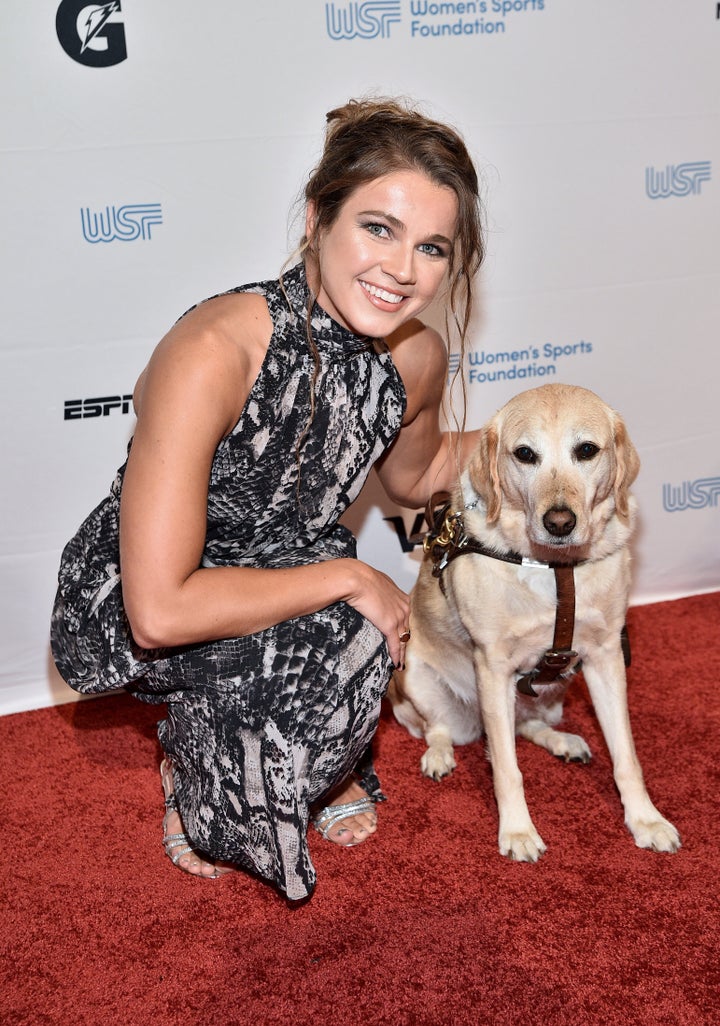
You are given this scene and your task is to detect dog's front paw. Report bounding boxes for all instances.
[499,828,547,863]
[420,745,457,780]
[551,731,592,764]
[516,721,591,763]
[628,816,681,853]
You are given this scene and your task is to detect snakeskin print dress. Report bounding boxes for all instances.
[50,263,407,900]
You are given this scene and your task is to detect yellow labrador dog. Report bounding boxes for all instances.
[391,383,680,861]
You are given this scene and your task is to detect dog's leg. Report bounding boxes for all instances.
[420,724,457,780]
[476,653,547,862]
[582,648,680,853]
[392,661,476,781]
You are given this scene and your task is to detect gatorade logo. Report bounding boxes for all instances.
[56,1,127,67]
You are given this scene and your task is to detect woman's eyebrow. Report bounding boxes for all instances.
[358,208,404,229]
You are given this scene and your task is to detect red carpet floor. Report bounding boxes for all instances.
[3,592,719,1026]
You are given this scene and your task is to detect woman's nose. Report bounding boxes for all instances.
[382,244,416,284]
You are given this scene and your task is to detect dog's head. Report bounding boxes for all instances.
[466,383,640,560]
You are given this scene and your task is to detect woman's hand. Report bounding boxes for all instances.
[338,559,411,668]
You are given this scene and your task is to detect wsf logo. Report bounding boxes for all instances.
[645,161,711,199]
[81,203,163,243]
[662,477,720,512]
[56,0,127,67]
[326,0,402,39]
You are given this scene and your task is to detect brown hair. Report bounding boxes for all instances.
[301,97,484,344]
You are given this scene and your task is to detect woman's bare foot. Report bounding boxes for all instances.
[312,778,378,847]
[160,759,233,879]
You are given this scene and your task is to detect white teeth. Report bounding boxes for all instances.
[360,281,404,304]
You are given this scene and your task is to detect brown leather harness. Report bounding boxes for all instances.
[421,493,630,697]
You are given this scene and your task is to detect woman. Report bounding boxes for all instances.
[51,97,484,901]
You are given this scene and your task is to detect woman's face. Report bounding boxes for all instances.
[306,169,458,337]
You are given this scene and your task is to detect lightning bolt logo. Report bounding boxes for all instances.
[80,1,121,54]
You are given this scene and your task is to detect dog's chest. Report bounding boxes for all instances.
[517,564,557,600]
[451,560,557,654]
[507,566,562,662]
[450,558,616,672]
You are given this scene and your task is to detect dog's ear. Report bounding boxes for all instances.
[468,423,502,522]
[613,413,640,522]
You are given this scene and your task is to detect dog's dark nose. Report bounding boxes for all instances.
[543,506,576,537]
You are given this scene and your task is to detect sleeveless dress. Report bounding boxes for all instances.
[50,262,407,900]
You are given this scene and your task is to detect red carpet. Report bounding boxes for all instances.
[3,592,719,1025]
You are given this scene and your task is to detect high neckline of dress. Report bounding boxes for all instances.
[281,262,376,356]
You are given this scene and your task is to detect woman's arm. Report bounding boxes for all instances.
[375,319,481,509]
[120,292,410,664]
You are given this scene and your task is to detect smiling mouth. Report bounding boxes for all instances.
[359,280,405,305]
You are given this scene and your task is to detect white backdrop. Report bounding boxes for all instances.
[2,1,718,715]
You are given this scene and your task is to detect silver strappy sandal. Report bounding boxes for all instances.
[312,797,377,846]
[160,758,224,879]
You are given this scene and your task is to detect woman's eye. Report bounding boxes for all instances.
[418,242,444,257]
[514,446,537,464]
[365,223,389,238]
[575,442,600,461]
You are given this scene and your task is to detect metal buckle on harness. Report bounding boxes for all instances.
[541,649,579,670]
[423,506,465,578]
[516,649,579,697]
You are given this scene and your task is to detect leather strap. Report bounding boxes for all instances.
[515,565,578,696]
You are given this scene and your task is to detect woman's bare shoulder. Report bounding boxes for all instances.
[386,317,446,365]
[133,291,273,433]
[384,318,448,420]
[165,290,272,368]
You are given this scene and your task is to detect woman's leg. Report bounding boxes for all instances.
[139,606,391,898]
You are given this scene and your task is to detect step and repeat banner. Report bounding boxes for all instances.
[2,1,718,714]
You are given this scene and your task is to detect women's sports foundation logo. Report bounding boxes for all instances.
[80,203,163,243]
[663,478,720,512]
[326,1,402,39]
[645,162,712,199]
[56,0,127,66]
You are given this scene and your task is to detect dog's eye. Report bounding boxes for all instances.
[575,442,600,461]
[513,446,537,464]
